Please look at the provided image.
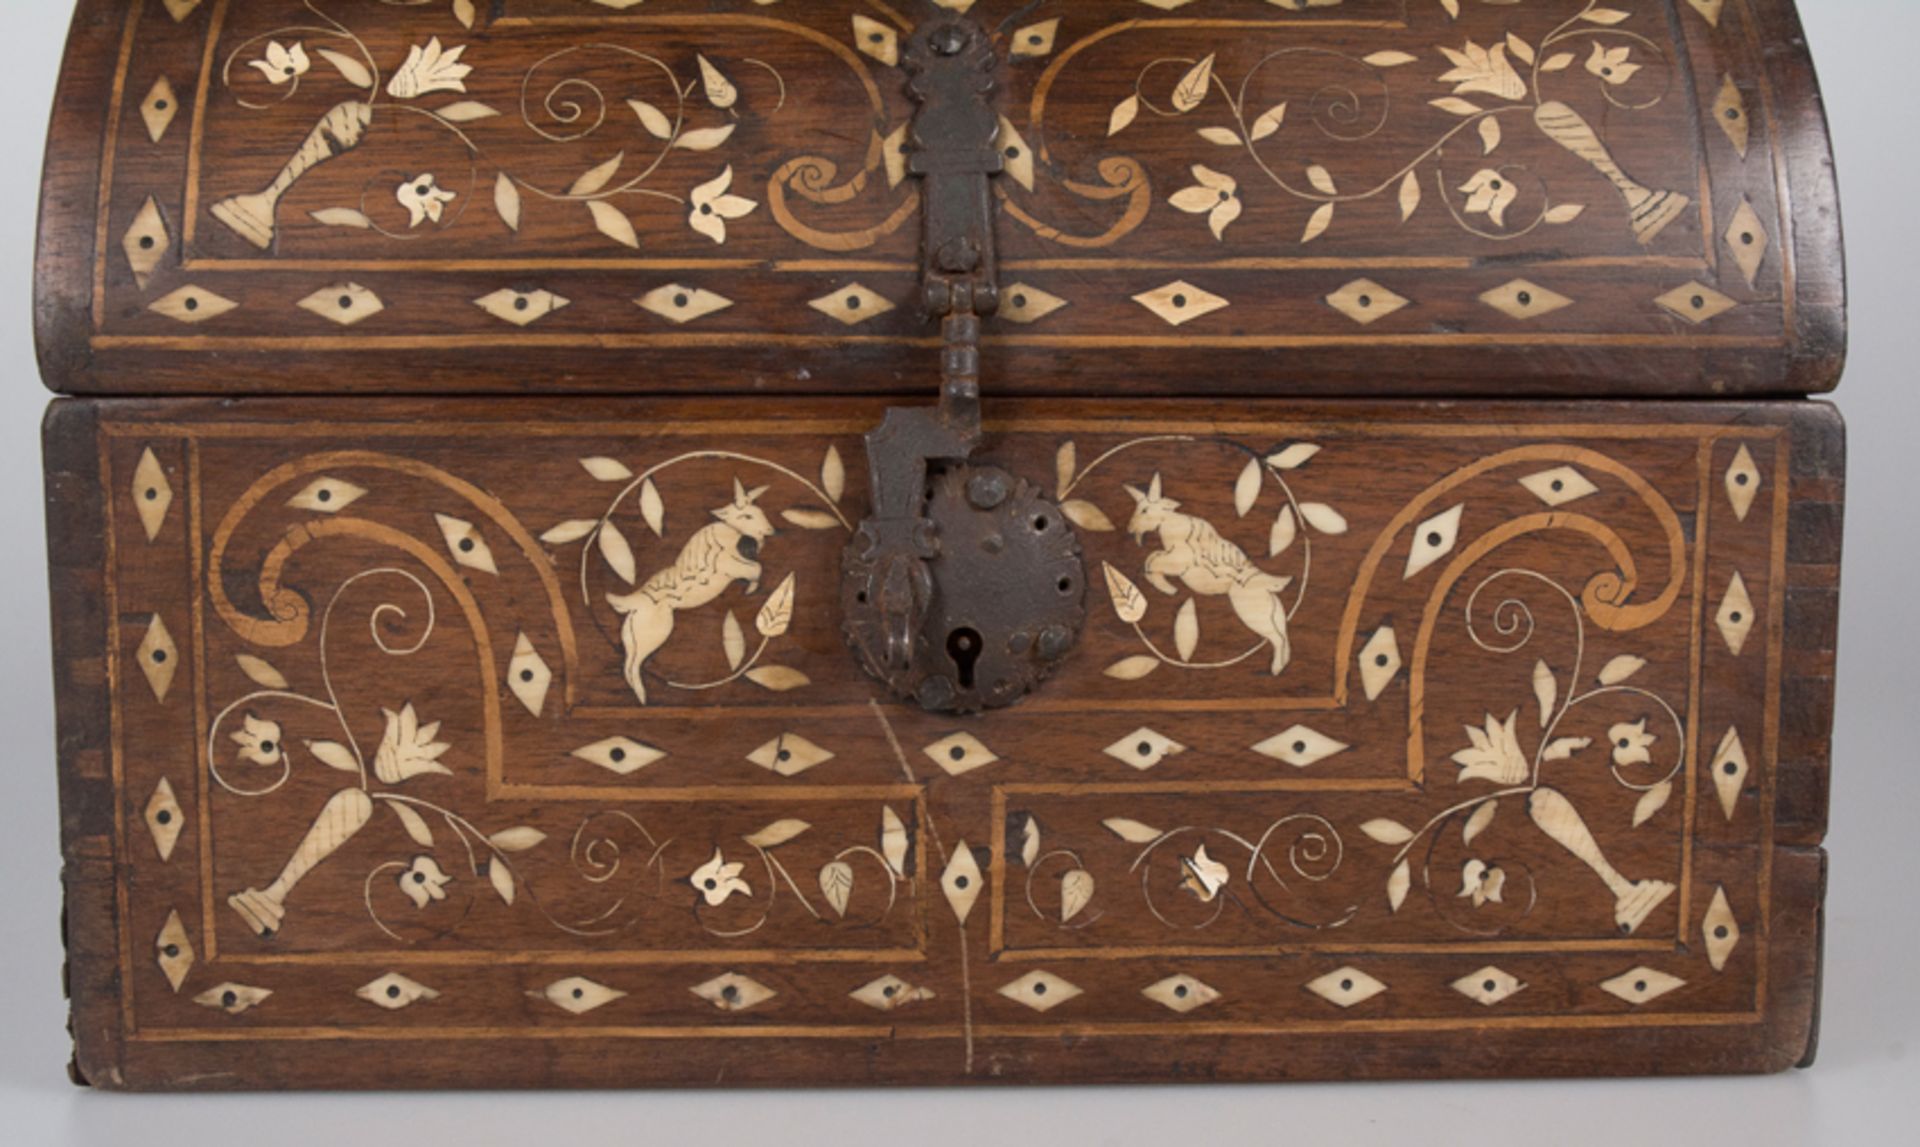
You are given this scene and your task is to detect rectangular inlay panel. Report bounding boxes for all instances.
[48,397,1840,1088]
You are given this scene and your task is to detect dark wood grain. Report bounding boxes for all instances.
[33,0,1845,398]
[46,395,1841,1089]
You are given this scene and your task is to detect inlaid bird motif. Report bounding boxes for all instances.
[1125,473,1293,674]
[607,479,777,703]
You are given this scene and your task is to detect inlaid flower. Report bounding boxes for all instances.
[1168,165,1243,240]
[1609,719,1657,767]
[1178,843,1231,903]
[687,167,758,244]
[1436,41,1526,101]
[248,41,310,86]
[387,37,472,99]
[1451,710,1528,785]
[1585,44,1642,87]
[230,714,283,767]
[373,702,452,784]
[398,855,450,908]
[689,848,752,906]
[396,174,456,228]
[1458,169,1518,229]
[1459,859,1507,908]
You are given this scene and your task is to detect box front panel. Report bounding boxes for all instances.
[48,397,1839,1088]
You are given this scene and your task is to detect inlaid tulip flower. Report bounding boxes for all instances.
[397,174,456,228]
[398,856,450,908]
[1609,719,1657,767]
[1585,44,1642,86]
[1459,859,1507,907]
[1169,165,1243,240]
[687,167,759,244]
[248,41,310,86]
[386,38,472,99]
[230,714,284,767]
[1458,169,1518,229]
[1436,40,1526,100]
[373,702,452,783]
[690,848,752,906]
[1178,844,1231,903]
[1452,710,1529,785]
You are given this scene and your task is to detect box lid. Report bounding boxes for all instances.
[36,0,1844,397]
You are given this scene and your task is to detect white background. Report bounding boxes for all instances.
[1,2,1913,1143]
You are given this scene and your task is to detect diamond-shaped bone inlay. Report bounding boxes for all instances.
[435,513,499,575]
[1480,279,1573,321]
[1519,466,1599,507]
[851,974,936,1011]
[1655,281,1737,325]
[536,977,626,1015]
[144,778,184,861]
[1715,572,1756,655]
[571,736,666,776]
[923,732,998,777]
[1688,0,1725,26]
[298,283,385,327]
[1305,967,1386,1009]
[1704,885,1742,971]
[809,283,895,326]
[1724,199,1769,288]
[998,282,1068,324]
[638,284,734,324]
[1142,974,1220,1013]
[156,910,194,992]
[1358,625,1402,701]
[141,77,181,142]
[132,446,173,541]
[358,972,440,1010]
[747,733,835,778]
[1251,725,1349,768]
[997,117,1036,191]
[1600,966,1686,1005]
[1133,280,1228,327]
[851,15,898,67]
[135,614,179,702]
[691,972,775,1012]
[149,285,237,324]
[941,842,984,924]
[1710,726,1749,820]
[123,198,169,290]
[997,970,1083,1013]
[1404,504,1465,579]
[1010,18,1061,58]
[1105,727,1186,770]
[475,288,569,326]
[1725,445,1761,521]
[507,633,552,717]
[194,982,271,1015]
[1713,75,1749,156]
[1453,966,1527,1007]
[1325,278,1409,325]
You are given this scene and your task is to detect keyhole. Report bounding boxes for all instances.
[946,627,983,690]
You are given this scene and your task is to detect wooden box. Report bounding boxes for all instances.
[36,0,1845,1089]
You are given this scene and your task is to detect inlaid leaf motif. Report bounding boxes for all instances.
[1506,33,1536,65]
[1234,458,1263,517]
[1633,781,1673,827]
[1108,95,1140,136]
[1302,202,1335,243]
[1544,203,1586,224]
[1055,442,1076,497]
[1104,563,1148,624]
[1399,171,1422,221]
[1250,103,1287,140]
[1387,859,1411,911]
[1533,660,1557,726]
[307,741,360,774]
[782,509,841,530]
[389,802,434,848]
[1061,869,1095,922]
[570,153,624,197]
[317,48,372,89]
[237,654,287,690]
[1103,817,1163,844]
[697,55,737,109]
[819,861,854,917]
[1174,599,1200,661]
[542,519,598,545]
[587,202,638,248]
[1598,655,1646,685]
[1267,443,1319,470]
[488,860,516,905]
[628,99,673,140]
[881,807,908,876]
[1306,165,1338,195]
[722,612,746,670]
[1583,8,1632,24]
[494,173,521,232]
[489,827,545,852]
[1362,819,1415,845]
[1198,127,1240,146]
[582,457,633,482]
[756,574,796,638]
[638,478,665,536]
[747,666,810,692]
[1058,500,1112,532]
[1172,54,1215,112]
[453,0,475,29]
[1479,117,1502,154]
[1463,800,1498,846]
[1541,52,1576,72]
[822,447,845,503]
[1269,506,1297,557]
[746,819,810,849]
[1299,502,1348,534]
[1020,816,1040,866]
[312,208,373,229]
[599,524,636,583]
[1105,655,1160,680]
[436,102,499,123]
[1364,50,1418,67]
[674,124,737,152]
[1542,736,1592,761]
